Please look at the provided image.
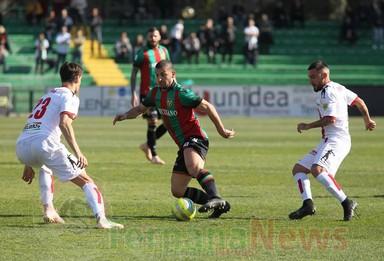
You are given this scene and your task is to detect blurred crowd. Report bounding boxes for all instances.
[1,0,384,74]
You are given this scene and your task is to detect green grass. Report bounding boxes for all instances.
[0,116,383,260]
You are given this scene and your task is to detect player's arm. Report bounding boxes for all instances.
[351,97,376,131]
[297,116,336,133]
[130,66,139,107]
[59,113,88,168]
[113,104,148,125]
[196,99,235,139]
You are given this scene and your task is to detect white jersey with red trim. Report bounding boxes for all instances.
[317,81,357,139]
[17,87,79,143]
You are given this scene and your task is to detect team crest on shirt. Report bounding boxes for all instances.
[167,99,173,107]
[322,103,329,111]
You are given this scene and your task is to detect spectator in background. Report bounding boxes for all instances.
[203,18,219,64]
[159,24,171,50]
[0,25,11,73]
[258,13,274,54]
[114,32,132,63]
[220,16,236,65]
[183,32,200,64]
[370,0,384,50]
[170,19,184,63]
[72,29,85,64]
[35,32,49,74]
[89,7,103,57]
[57,8,74,32]
[132,34,145,58]
[25,0,44,25]
[69,0,88,26]
[244,18,259,67]
[44,10,58,48]
[55,26,71,72]
[290,0,305,28]
[273,1,289,28]
[339,5,358,45]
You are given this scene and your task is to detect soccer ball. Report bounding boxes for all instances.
[181,6,195,19]
[171,198,196,221]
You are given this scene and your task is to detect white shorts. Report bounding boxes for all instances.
[297,137,351,176]
[16,137,82,181]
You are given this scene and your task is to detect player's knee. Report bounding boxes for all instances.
[185,164,200,177]
[171,187,185,198]
[147,118,157,126]
[310,164,322,176]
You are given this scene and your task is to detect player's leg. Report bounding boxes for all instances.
[311,140,357,221]
[288,147,318,220]
[71,171,124,229]
[146,110,165,164]
[44,145,123,229]
[183,143,230,218]
[155,123,167,140]
[289,163,316,220]
[171,149,209,205]
[39,165,65,224]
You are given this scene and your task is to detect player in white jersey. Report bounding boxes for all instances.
[288,60,376,221]
[16,62,123,229]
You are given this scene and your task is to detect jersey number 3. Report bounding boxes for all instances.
[29,97,51,119]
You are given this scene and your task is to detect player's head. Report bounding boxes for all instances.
[147,27,161,48]
[60,62,83,93]
[307,60,330,92]
[155,60,175,88]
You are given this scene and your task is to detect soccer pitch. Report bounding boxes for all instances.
[1,116,383,260]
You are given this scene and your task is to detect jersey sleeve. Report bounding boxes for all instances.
[345,88,358,106]
[179,88,202,108]
[60,95,79,119]
[133,48,144,67]
[320,88,337,117]
[142,89,156,107]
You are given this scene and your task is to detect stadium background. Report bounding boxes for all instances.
[0,0,383,117]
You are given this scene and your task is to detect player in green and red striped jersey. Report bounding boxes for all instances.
[114,60,235,218]
[130,27,171,164]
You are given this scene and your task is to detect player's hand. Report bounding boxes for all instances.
[297,123,309,133]
[76,153,88,169]
[113,113,126,125]
[365,119,376,131]
[21,166,35,184]
[131,93,139,107]
[220,128,236,139]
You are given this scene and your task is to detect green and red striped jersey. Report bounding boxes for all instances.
[133,44,170,97]
[142,82,208,147]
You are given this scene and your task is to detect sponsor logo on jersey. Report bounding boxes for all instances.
[158,108,177,116]
[23,122,42,131]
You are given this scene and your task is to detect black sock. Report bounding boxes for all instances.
[303,198,314,208]
[156,124,167,139]
[183,187,209,205]
[147,124,157,156]
[197,169,219,199]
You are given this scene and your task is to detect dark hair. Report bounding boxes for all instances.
[147,27,159,34]
[155,60,173,70]
[60,62,83,83]
[307,60,329,71]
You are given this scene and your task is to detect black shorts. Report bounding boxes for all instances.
[140,94,161,120]
[173,137,209,175]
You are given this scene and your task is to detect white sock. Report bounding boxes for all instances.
[316,172,347,202]
[293,172,312,201]
[39,166,54,207]
[82,183,105,219]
